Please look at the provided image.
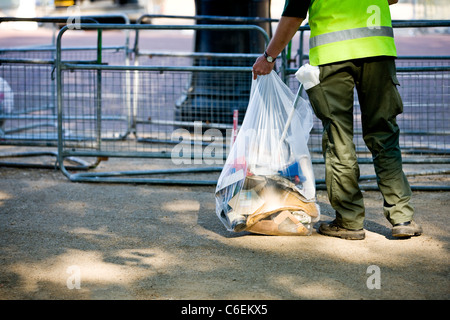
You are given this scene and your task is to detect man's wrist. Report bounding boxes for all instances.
[264,51,276,63]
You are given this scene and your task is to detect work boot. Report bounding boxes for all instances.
[318,220,365,240]
[392,220,422,238]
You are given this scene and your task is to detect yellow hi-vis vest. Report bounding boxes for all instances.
[308,0,397,66]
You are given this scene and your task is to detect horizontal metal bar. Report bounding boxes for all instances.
[0,58,105,65]
[391,20,450,28]
[315,169,450,184]
[310,157,450,165]
[308,146,450,156]
[136,51,260,59]
[136,51,449,60]
[137,15,450,29]
[0,140,58,147]
[137,14,279,24]
[0,150,59,158]
[56,23,270,52]
[0,58,55,65]
[401,131,450,136]
[401,148,450,155]
[397,66,450,72]
[138,119,234,130]
[59,151,176,160]
[2,135,58,141]
[62,23,269,34]
[0,46,127,53]
[0,161,92,171]
[61,162,223,186]
[397,55,450,60]
[0,115,127,121]
[60,63,252,72]
[0,16,99,24]
[67,174,219,185]
[0,14,130,24]
[60,150,225,162]
[137,138,227,148]
[316,184,450,191]
[73,166,222,178]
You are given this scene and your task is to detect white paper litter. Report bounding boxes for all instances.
[295,64,320,90]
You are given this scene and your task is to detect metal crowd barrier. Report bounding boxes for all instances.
[132,14,274,131]
[55,22,270,184]
[1,15,448,189]
[0,15,130,169]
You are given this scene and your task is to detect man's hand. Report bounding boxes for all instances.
[251,16,303,80]
[252,54,275,80]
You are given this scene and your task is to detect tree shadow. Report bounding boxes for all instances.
[0,170,448,300]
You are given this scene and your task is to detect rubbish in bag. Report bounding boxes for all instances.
[215,71,320,236]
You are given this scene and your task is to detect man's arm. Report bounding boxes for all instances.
[252,16,304,79]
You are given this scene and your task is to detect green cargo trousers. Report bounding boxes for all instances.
[306,56,414,230]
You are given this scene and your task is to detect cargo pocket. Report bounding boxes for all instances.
[306,84,331,121]
[390,73,404,116]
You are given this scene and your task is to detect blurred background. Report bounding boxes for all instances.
[0,0,448,180]
[0,0,449,22]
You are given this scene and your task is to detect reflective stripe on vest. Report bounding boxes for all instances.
[309,26,394,49]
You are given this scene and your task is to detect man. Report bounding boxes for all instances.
[252,0,422,240]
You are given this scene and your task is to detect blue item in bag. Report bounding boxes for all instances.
[279,161,306,183]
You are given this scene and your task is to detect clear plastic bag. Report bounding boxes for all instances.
[215,71,320,235]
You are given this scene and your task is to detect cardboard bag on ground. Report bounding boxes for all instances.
[215,71,320,235]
